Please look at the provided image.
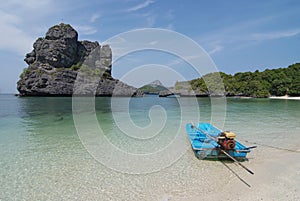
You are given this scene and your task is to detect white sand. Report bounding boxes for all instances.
[144,146,300,201]
[269,95,300,100]
[197,148,300,201]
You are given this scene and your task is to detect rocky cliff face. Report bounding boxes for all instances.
[17,23,142,96]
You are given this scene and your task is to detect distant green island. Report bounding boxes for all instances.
[138,80,168,94]
[141,63,300,98]
[187,63,300,98]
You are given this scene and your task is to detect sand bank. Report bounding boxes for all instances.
[269,95,300,100]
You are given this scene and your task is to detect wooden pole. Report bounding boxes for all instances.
[220,149,254,175]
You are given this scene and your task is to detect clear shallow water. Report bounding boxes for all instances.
[0,94,299,200]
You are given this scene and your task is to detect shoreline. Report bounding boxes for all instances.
[269,95,300,100]
[2,93,300,100]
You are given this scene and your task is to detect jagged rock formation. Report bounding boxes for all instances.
[17,23,143,96]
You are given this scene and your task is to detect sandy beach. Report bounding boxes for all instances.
[123,144,300,201]
[144,138,300,201]
[195,147,300,201]
[269,95,300,100]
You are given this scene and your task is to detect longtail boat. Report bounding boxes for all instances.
[186,122,255,160]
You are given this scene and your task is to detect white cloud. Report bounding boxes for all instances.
[136,11,157,27]
[149,41,158,45]
[165,23,175,30]
[252,29,300,41]
[208,42,224,55]
[0,0,57,55]
[146,15,156,27]
[0,11,34,55]
[74,25,97,35]
[167,58,182,66]
[165,9,174,21]
[196,16,290,54]
[2,0,53,11]
[167,55,204,67]
[90,13,100,23]
[126,0,155,12]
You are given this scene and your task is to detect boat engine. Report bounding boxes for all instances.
[217,131,236,150]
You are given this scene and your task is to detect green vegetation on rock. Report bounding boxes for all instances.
[188,63,300,98]
[19,68,31,79]
[138,80,167,93]
[139,85,167,93]
[78,64,111,78]
[70,63,81,71]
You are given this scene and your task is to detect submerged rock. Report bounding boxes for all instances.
[17,23,142,97]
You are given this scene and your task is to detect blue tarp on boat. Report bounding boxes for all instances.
[186,122,250,159]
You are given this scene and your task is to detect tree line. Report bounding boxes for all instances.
[188,63,300,98]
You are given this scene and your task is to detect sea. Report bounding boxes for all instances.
[1,94,299,200]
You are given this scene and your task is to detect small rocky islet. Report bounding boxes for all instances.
[17,23,143,96]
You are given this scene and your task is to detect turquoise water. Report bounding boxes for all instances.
[0,94,299,200]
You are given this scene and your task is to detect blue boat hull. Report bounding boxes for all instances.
[186,123,250,160]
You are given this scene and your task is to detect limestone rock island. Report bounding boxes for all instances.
[17,23,142,96]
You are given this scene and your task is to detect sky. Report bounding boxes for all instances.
[0,0,300,93]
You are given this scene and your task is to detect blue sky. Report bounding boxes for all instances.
[0,0,300,93]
